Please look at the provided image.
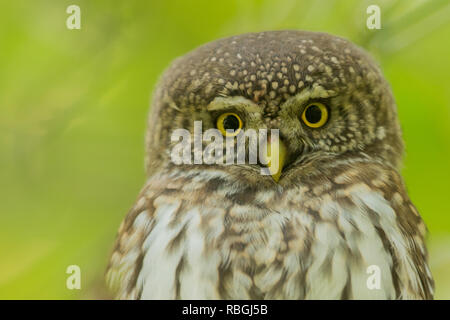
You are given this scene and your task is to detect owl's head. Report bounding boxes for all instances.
[145,30,403,187]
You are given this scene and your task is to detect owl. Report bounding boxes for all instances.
[106,30,434,299]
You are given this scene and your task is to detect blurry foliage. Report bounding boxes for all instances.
[0,0,449,299]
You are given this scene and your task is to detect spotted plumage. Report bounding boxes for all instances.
[106,30,434,299]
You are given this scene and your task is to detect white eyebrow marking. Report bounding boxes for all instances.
[207,96,263,113]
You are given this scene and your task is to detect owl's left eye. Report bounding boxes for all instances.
[301,102,329,128]
[216,112,243,137]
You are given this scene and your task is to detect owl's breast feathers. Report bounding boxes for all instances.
[106,161,434,299]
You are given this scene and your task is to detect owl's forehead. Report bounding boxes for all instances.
[161,31,380,118]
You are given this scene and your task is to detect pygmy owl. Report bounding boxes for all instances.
[106,30,434,299]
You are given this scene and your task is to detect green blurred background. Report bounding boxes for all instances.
[0,0,449,299]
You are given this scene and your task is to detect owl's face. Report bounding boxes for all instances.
[145,31,403,187]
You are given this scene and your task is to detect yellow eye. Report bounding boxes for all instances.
[301,102,329,128]
[216,112,243,137]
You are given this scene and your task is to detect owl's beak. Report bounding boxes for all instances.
[263,138,287,183]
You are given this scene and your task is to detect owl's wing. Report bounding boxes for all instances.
[105,179,158,299]
[381,185,435,299]
[309,163,435,300]
[365,170,434,299]
[106,170,218,299]
[105,170,230,300]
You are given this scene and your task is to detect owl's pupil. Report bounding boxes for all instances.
[305,105,322,124]
[223,115,240,131]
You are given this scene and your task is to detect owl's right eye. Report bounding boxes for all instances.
[216,112,243,137]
